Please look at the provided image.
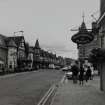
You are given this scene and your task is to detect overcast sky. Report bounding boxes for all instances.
[0,0,99,59]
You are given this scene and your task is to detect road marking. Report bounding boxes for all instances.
[37,74,65,105]
[37,84,57,105]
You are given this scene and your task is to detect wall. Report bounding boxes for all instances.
[100,0,105,15]
[8,47,17,71]
[101,63,105,91]
[0,47,7,69]
[78,34,99,59]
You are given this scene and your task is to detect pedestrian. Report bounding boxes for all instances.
[71,61,79,84]
[85,66,91,82]
[90,65,94,80]
[79,66,85,85]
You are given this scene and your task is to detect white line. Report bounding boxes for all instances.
[37,85,54,105]
[42,85,56,105]
[37,74,65,105]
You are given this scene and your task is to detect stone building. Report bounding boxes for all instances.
[7,36,26,70]
[97,0,105,91]
[27,46,34,70]
[0,34,26,73]
[7,39,17,72]
[33,39,41,69]
[33,39,65,69]
[0,35,8,72]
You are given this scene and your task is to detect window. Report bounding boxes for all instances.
[9,61,12,69]
[0,64,1,68]
[101,36,104,48]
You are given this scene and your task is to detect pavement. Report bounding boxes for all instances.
[51,76,105,105]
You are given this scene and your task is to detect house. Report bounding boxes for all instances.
[27,46,34,70]
[7,39,17,72]
[33,39,41,69]
[0,34,8,73]
[7,36,26,70]
[0,34,26,73]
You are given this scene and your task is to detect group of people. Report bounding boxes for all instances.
[71,61,94,85]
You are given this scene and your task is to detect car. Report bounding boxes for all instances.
[65,71,73,79]
[61,67,69,71]
[55,66,61,70]
[61,66,71,72]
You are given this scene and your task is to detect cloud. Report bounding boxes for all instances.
[41,43,76,54]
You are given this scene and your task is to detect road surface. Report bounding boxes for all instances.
[0,69,64,105]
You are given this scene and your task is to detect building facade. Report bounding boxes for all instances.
[0,35,8,73]
[7,39,17,72]
[97,0,105,91]
[78,22,99,60]
[33,39,66,69]
[0,34,67,72]
[0,34,26,73]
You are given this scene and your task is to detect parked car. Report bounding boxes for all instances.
[55,66,61,70]
[61,66,71,72]
[65,71,73,79]
[61,67,69,71]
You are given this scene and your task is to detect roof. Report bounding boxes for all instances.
[8,39,17,47]
[0,34,25,49]
[79,21,88,32]
[34,39,40,49]
[0,34,7,48]
[7,36,24,47]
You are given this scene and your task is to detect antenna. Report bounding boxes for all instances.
[82,12,85,22]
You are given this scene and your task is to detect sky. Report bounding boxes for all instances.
[0,0,99,59]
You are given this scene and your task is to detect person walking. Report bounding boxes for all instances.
[90,65,94,80]
[71,61,79,84]
[79,66,85,85]
[85,66,91,82]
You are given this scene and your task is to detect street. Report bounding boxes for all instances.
[0,69,64,105]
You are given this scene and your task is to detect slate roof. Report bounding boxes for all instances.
[8,39,17,47]
[6,36,24,47]
[79,21,88,32]
[34,39,40,49]
[0,34,7,48]
[0,34,24,48]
